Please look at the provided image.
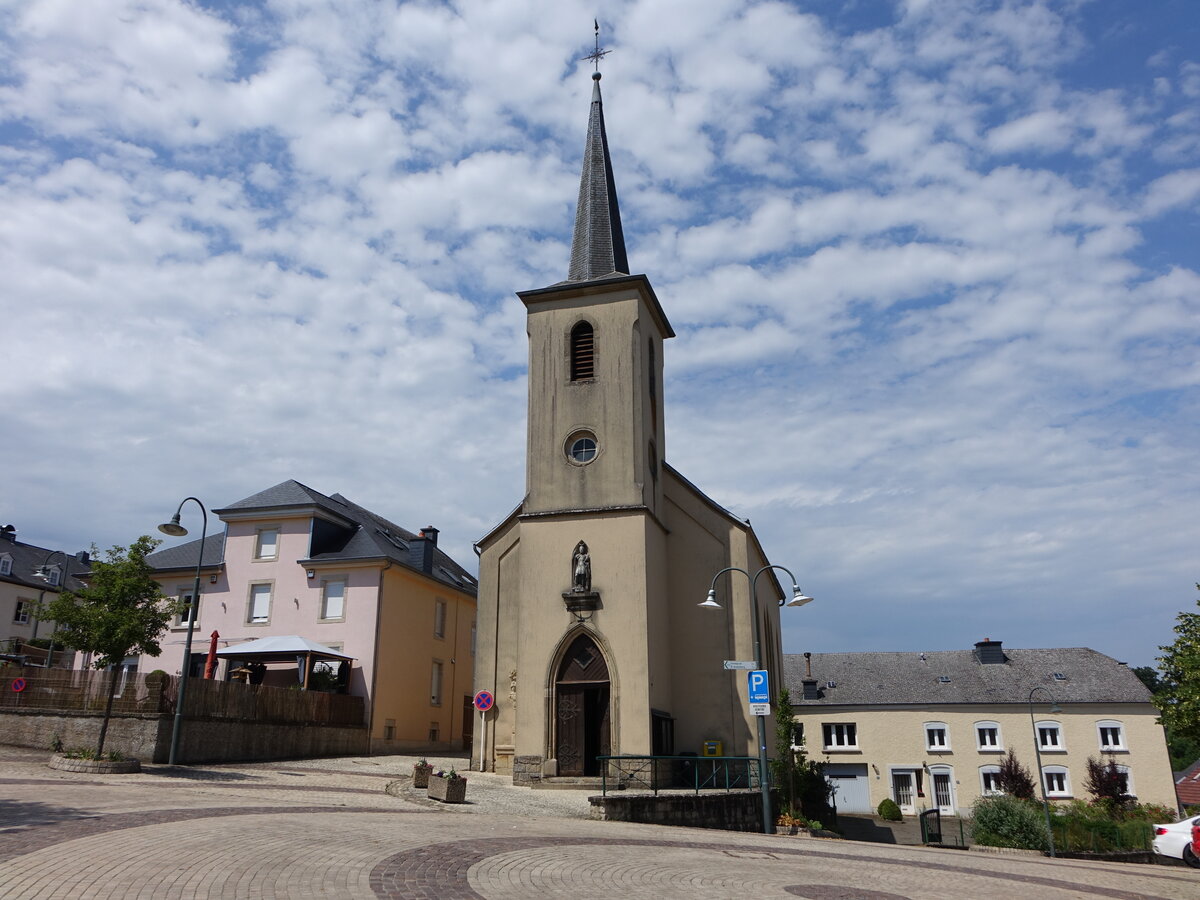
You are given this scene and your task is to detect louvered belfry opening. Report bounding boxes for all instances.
[570,321,595,380]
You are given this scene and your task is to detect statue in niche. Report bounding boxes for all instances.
[571,541,591,593]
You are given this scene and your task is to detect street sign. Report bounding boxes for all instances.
[12,677,26,692]
[749,702,770,716]
[473,690,495,712]
[723,660,757,670]
[747,669,769,703]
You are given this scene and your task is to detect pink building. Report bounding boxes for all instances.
[142,480,477,753]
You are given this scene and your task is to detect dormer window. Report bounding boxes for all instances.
[570,322,595,380]
[0,554,11,576]
[46,566,62,586]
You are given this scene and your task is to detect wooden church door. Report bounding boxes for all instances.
[554,634,610,776]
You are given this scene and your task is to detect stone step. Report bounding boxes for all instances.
[532,777,605,790]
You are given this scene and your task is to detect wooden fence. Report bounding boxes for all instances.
[0,667,364,727]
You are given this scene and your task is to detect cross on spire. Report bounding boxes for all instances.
[581,19,611,72]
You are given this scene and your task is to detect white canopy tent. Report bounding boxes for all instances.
[216,635,354,690]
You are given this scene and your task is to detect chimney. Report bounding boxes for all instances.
[975,639,1006,664]
[0,524,15,542]
[801,652,820,699]
[414,526,439,573]
[75,550,90,564]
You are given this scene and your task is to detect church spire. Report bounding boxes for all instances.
[567,52,629,282]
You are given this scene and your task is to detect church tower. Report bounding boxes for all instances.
[522,70,672,522]
[475,64,785,785]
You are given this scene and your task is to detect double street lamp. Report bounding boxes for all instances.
[700,565,813,835]
[31,549,71,667]
[1028,685,1062,858]
[158,497,209,766]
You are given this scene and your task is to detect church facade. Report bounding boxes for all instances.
[474,70,792,783]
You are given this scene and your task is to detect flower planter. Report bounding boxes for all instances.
[412,764,433,788]
[428,774,467,803]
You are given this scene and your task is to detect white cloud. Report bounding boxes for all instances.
[2,0,1197,669]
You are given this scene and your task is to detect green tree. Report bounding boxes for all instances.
[1133,660,1200,770]
[771,689,832,821]
[43,536,176,757]
[1154,588,1200,757]
[1132,666,1163,693]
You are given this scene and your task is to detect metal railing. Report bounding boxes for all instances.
[0,667,363,726]
[599,754,762,796]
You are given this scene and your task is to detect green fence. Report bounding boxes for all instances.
[599,754,762,796]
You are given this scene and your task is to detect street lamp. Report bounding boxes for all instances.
[31,549,71,667]
[701,564,813,835]
[1028,685,1063,858]
[158,497,208,766]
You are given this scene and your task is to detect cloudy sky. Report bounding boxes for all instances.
[4,0,1197,669]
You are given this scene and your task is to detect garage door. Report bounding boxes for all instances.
[825,763,871,813]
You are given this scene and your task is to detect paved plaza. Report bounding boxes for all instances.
[1,746,1196,899]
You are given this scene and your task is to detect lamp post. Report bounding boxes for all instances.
[31,549,71,667]
[700,564,813,835]
[158,497,208,766]
[1028,685,1062,858]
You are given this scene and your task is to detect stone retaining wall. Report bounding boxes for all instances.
[588,790,763,832]
[0,708,368,763]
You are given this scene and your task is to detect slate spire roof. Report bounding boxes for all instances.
[567,71,629,283]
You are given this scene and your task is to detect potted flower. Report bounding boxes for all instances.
[428,768,467,803]
[412,758,433,788]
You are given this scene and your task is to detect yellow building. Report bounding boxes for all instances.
[786,641,1176,816]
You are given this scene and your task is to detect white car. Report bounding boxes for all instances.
[1152,813,1200,867]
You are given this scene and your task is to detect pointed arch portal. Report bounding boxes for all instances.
[554,633,610,776]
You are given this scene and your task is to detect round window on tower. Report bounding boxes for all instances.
[565,431,599,465]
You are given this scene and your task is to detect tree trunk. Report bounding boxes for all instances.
[96,666,119,758]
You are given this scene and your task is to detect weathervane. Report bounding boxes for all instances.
[581,19,611,72]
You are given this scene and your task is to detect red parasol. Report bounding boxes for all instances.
[204,630,220,679]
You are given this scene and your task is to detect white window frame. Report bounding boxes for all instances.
[430,659,443,707]
[46,565,62,586]
[247,582,272,624]
[0,554,11,576]
[433,598,446,639]
[980,765,1002,795]
[320,578,346,621]
[1096,720,1126,752]
[254,527,279,561]
[13,599,31,624]
[1035,721,1065,752]
[975,722,1003,752]
[822,722,858,750]
[174,587,197,628]
[924,722,951,752]
[1041,765,1071,798]
[1112,764,1134,798]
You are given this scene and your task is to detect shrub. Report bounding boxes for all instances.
[971,794,1049,851]
[62,747,125,762]
[1084,756,1131,812]
[995,749,1037,800]
[878,797,903,821]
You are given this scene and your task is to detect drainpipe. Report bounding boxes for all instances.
[366,559,392,755]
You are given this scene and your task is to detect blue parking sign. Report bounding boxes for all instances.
[747,669,769,703]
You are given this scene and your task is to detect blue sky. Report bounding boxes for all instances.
[3,0,1197,668]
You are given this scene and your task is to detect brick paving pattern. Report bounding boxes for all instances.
[0,747,1197,899]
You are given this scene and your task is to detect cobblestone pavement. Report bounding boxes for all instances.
[1,746,1196,899]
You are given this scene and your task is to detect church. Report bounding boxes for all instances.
[473,67,800,783]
